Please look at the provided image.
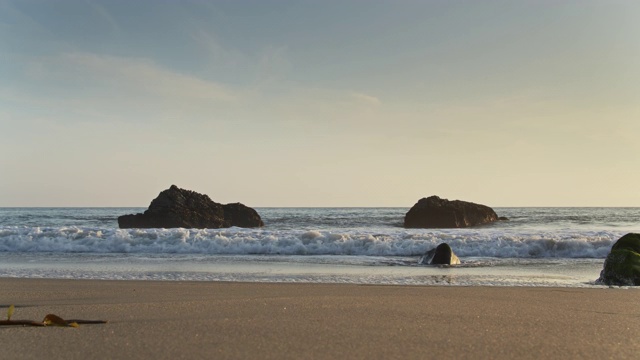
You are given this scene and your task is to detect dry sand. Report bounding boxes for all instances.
[1,278,638,359]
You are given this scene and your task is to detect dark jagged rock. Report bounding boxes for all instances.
[404,196,499,228]
[222,203,264,228]
[597,233,640,286]
[419,243,461,265]
[118,185,264,229]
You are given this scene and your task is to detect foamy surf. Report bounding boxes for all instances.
[0,226,621,258]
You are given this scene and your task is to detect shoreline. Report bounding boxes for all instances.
[2,278,638,359]
[0,252,606,287]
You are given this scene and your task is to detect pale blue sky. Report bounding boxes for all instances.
[1,0,639,206]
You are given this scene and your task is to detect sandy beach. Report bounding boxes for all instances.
[1,278,638,359]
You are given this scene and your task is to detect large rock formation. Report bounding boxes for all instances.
[419,243,461,265]
[118,185,264,229]
[597,233,640,286]
[404,196,499,228]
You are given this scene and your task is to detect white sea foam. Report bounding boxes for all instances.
[0,226,621,258]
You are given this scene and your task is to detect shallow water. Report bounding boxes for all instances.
[0,252,608,287]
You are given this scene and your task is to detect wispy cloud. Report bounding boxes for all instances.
[84,0,121,34]
[349,92,381,106]
[56,52,238,102]
[189,27,251,74]
[1,52,241,126]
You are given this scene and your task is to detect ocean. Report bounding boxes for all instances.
[0,207,638,287]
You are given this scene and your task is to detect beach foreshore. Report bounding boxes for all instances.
[1,278,638,359]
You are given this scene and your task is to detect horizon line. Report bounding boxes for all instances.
[1,205,639,209]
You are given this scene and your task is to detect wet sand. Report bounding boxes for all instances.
[1,278,638,359]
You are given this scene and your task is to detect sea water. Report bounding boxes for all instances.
[0,207,638,287]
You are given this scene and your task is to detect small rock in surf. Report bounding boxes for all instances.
[420,243,461,265]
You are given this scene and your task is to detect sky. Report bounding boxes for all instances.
[1,0,639,207]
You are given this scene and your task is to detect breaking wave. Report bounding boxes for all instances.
[0,226,620,258]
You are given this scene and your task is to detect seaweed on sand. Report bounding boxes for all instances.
[0,305,107,327]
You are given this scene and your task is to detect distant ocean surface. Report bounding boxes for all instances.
[1,207,638,287]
